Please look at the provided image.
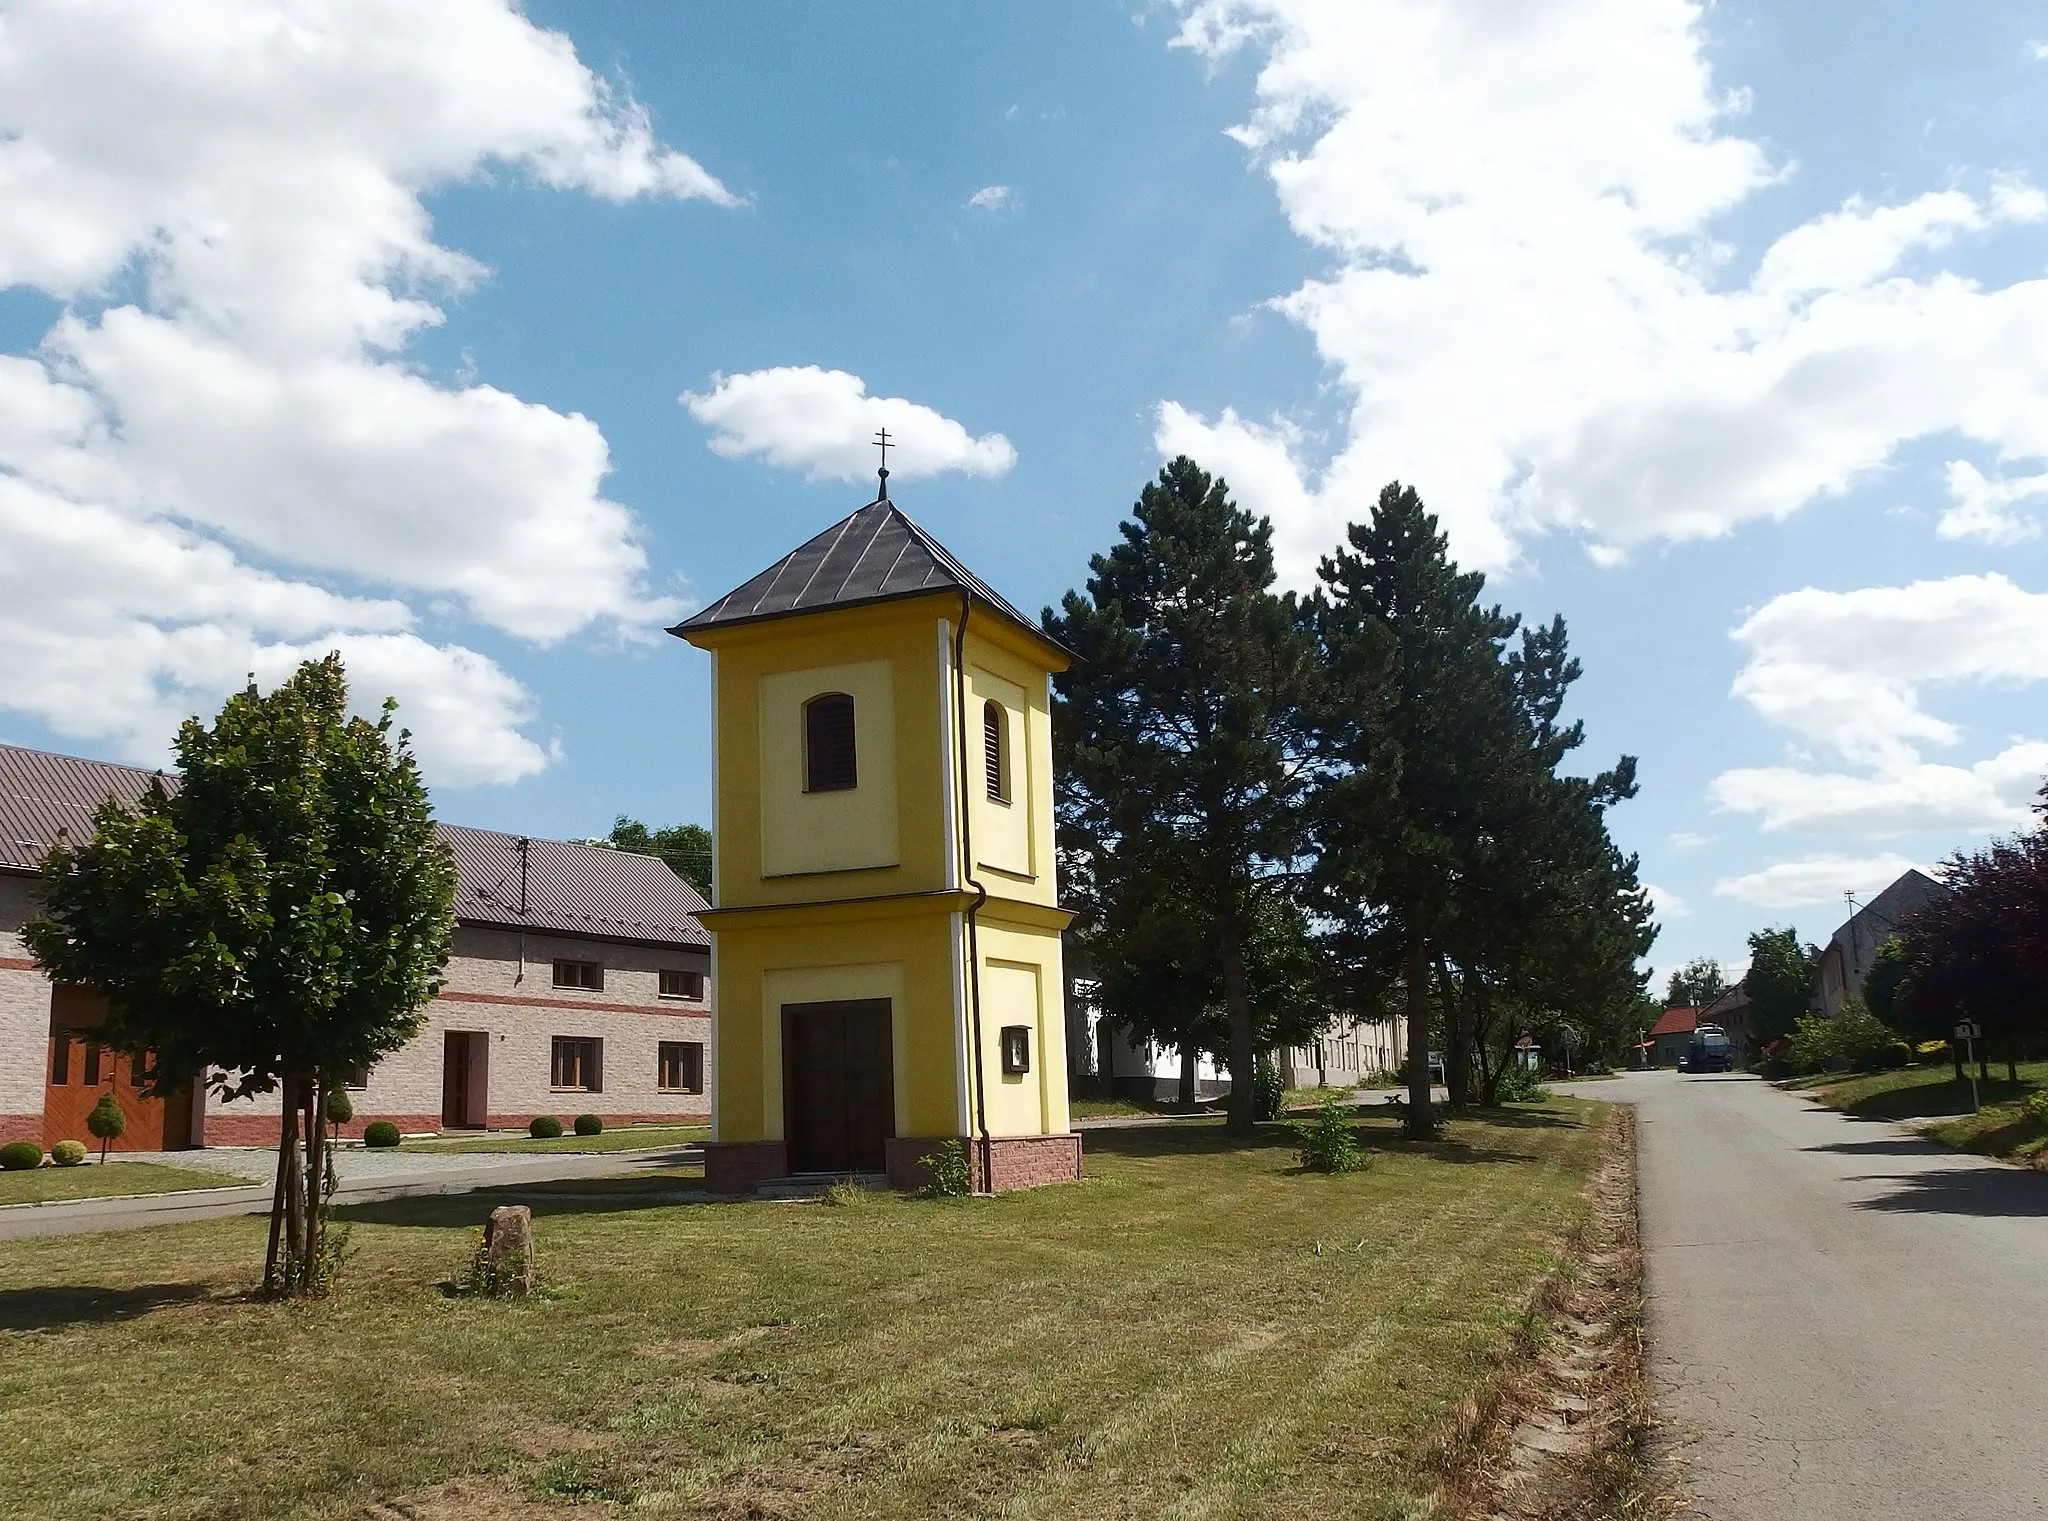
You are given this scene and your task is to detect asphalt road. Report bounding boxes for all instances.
[0,1145,703,1240]
[1619,1069,2048,1521]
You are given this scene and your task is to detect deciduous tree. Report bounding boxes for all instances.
[606,817,712,900]
[26,657,454,1295]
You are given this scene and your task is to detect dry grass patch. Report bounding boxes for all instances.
[0,1100,1613,1521]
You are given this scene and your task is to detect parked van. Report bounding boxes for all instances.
[1682,1024,1736,1073]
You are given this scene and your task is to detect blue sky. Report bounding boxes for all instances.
[3,0,2046,992]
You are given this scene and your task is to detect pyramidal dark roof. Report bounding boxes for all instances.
[671,494,1053,645]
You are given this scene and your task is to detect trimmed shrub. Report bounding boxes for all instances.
[529,1115,564,1139]
[86,1090,126,1162]
[50,1139,88,1167]
[362,1120,401,1148]
[1872,1041,1913,1072]
[324,1087,355,1125]
[0,1141,43,1171]
[1292,1091,1365,1174]
[573,1113,603,1137]
[1252,1054,1286,1122]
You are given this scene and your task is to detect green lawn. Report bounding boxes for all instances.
[1799,1060,2048,1165]
[0,1100,1613,1521]
[398,1123,710,1155]
[0,1160,248,1207]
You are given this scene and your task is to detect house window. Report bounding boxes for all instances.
[340,1066,370,1090]
[983,699,1008,803]
[553,959,603,991]
[803,692,857,792]
[83,1041,103,1087]
[551,1037,603,1093]
[658,1041,704,1094]
[659,968,705,1001]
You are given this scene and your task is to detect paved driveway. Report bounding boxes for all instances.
[1618,1069,2048,1521]
[0,1144,702,1241]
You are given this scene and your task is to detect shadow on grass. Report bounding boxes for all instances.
[1838,1078,2035,1122]
[1853,1164,2048,1217]
[1081,1119,1539,1167]
[0,1281,216,1332]
[335,1179,709,1231]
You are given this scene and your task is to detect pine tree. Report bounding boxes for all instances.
[1310,482,1523,1136]
[1047,458,1321,1135]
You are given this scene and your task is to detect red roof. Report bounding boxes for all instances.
[1650,1006,1700,1038]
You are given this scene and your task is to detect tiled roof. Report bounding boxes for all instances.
[672,493,1054,645]
[1649,1006,1700,1038]
[441,824,709,947]
[0,743,166,873]
[0,742,706,949]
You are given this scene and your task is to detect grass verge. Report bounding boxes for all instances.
[397,1124,710,1156]
[0,1100,1612,1521]
[0,1160,250,1207]
[1797,1060,2048,1166]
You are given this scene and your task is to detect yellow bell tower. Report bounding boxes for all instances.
[672,473,1080,1193]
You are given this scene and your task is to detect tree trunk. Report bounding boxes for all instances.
[300,1079,323,1290]
[263,1122,290,1296]
[1177,1045,1197,1110]
[1220,905,1257,1137]
[279,1084,304,1296]
[1440,956,1470,1108]
[1403,936,1433,1139]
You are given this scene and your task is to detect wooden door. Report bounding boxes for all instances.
[43,1031,190,1152]
[782,999,895,1174]
[441,1030,473,1129]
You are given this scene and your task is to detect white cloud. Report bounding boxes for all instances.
[1725,575,2048,767]
[1714,853,1931,911]
[0,0,724,784]
[683,367,1018,482]
[968,184,1016,212]
[1668,831,1716,851]
[1710,575,2048,840]
[1938,460,2048,544]
[1646,883,1692,920]
[1160,0,2048,580]
[1710,743,2048,839]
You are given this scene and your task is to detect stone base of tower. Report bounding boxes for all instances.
[704,1140,790,1195]
[885,1133,1083,1193]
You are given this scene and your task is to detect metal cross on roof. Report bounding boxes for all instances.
[874,427,892,498]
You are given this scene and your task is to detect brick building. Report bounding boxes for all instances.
[0,742,712,1149]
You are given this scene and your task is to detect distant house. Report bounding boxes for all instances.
[1066,978,1405,1101]
[1696,982,1753,1053]
[1815,869,1947,1017]
[1,742,712,1151]
[1647,1006,1701,1067]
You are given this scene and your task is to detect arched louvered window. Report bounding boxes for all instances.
[983,699,1008,803]
[804,693,857,792]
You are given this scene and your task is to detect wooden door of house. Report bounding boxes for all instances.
[782,999,895,1174]
[441,1030,478,1129]
[44,1031,191,1152]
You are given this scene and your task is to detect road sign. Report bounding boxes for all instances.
[1953,1020,1982,1041]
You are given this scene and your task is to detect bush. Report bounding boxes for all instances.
[917,1138,974,1198]
[324,1087,355,1125]
[1252,1054,1286,1123]
[86,1091,126,1162]
[1292,1091,1366,1174]
[1872,1041,1913,1072]
[0,1141,43,1171]
[2025,1091,2048,1128]
[1494,1062,1551,1104]
[1915,1039,1952,1064]
[529,1115,564,1139]
[50,1139,87,1166]
[362,1120,401,1148]
[573,1113,603,1136]
[1786,1000,1905,1074]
